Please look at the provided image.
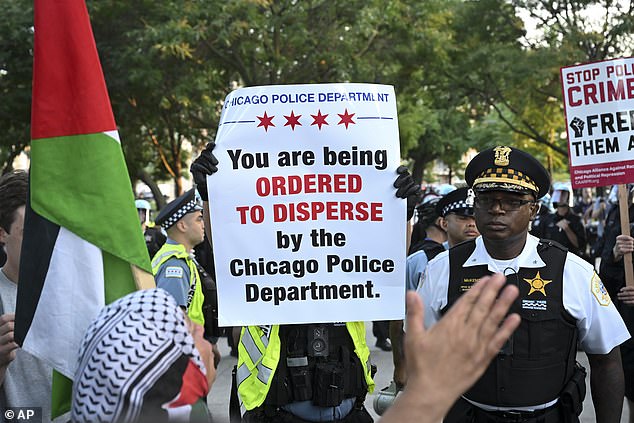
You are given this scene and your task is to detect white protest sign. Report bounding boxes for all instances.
[561,58,634,188]
[207,83,405,326]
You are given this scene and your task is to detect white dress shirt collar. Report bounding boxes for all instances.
[463,234,546,272]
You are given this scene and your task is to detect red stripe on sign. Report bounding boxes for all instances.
[570,158,634,189]
[31,0,116,140]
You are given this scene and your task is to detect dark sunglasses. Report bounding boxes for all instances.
[474,197,535,211]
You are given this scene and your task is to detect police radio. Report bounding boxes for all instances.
[307,325,329,357]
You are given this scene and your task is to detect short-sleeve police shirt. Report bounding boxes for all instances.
[155,256,191,307]
[417,234,630,354]
[406,240,449,291]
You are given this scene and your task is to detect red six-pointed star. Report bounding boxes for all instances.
[337,108,355,129]
[284,110,302,131]
[311,109,329,130]
[257,111,275,132]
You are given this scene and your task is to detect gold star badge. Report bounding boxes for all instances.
[524,271,552,295]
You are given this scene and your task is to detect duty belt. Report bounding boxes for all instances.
[473,402,561,423]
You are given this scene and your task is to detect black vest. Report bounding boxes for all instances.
[410,238,446,262]
[264,324,367,407]
[445,239,578,407]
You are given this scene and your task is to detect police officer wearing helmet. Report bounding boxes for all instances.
[135,198,166,258]
[135,199,152,228]
[531,183,587,259]
[190,143,422,423]
[152,189,207,327]
[418,146,630,422]
[408,194,446,258]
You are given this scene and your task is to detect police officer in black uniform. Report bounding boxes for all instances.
[418,146,630,423]
[408,195,446,256]
[135,199,167,258]
[531,184,587,259]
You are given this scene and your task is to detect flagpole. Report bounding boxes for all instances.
[132,265,156,290]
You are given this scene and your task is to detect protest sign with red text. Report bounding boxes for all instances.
[561,58,634,286]
[561,58,634,188]
[207,83,405,326]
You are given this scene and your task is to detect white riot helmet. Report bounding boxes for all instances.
[551,182,573,207]
[135,199,151,225]
[436,183,457,196]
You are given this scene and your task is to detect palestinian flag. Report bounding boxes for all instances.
[15,0,154,417]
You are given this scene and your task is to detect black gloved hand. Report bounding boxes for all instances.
[190,142,219,201]
[394,165,422,220]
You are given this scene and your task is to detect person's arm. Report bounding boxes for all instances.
[586,348,625,423]
[203,201,212,243]
[583,204,593,224]
[611,234,634,305]
[155,259,191,306]
[380,274,520,423]
[190,142,218,244]
[0,313,18,385]
[591,200,606,220]
[530,215,544,237]
[556,219,580,248]
[571,216,587,251]
[612,234,634,262]
[616,285,634,305]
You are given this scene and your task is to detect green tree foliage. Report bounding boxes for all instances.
[518,0,634,61]
[88,0,226,200]
[448,0,634,172]
[2,0,633,187]
[191,0,474,182]
[0,0,33,173]
[196,0,386,85]
[377,0,471,182]
[446,0,567,162]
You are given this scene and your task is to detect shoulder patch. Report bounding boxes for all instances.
[591,273,611,306]
[165,266,184,278]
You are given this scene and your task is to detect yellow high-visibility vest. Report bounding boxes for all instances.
[236,322,374,412]
[151,242,205,326]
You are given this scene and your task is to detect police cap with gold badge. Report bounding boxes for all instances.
[464,146,550,199]
[435,187,475,217]
[155,188,203,230]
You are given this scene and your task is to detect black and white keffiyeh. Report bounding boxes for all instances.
[71,289,209,423]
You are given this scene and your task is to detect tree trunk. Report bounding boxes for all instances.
[137,169,167,210]
[173,171,182,198]
[411,151,435,185]
[172,135,183,198]
[412,160,425,186]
